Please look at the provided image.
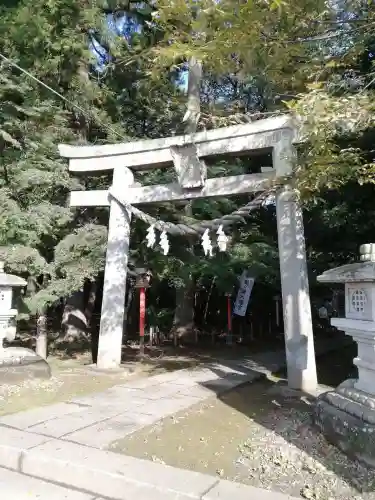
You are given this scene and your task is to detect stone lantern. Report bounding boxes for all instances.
[0,261,51,381]
[0,261,26,351]
[314,244,375,465]
[134,268,152,290]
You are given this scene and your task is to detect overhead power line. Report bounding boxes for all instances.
[0,52,126,141]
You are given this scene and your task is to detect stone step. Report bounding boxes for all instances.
[0,431,299,500]
[0,467,99,499]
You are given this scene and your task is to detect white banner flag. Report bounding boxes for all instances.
[233,272,255,317]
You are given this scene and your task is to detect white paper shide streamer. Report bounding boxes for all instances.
[146,224,156,248]
[201,229,213,257]
[159,230,170,255]
[216,225,228,252]
[146,223,228,256]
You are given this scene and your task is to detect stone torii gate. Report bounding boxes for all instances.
[59,115,318,392]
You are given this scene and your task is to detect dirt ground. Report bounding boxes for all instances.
[110,347,375,500]
[0,341,279,416]
[0,345,202,416]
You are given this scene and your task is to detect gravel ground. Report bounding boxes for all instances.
[110,377,375,500]
[234,381,375,500]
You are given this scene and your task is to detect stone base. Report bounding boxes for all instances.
[86,363,133,375]
[0,347,51,383]
[314,378,375,468]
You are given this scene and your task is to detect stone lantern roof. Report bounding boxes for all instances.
[0,262,27,288]
[317,244,375,284]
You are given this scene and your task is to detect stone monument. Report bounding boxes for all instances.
[0,262,51,382]
[314,244,375,467]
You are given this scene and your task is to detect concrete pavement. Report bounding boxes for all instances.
[0,464,299,499]
[0,345,339,499]
[0,350,285,449]
[0,467,100,499]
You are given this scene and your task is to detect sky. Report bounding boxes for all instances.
[90,12,188,91]
[89,13,142,70]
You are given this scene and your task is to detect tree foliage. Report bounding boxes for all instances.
[1,0,374,341]
[0,0,122,315]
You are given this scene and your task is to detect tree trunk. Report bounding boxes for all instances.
[172,279,195,344]
[84,281,97,329]
[25,276,48,357]
[62,280,99,343]
[36,311,48,359]
[171,57,202,344]
[123,284,134,342]
[62,289,88,342]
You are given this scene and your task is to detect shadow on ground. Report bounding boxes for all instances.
[49,338,285,372]
[200,342,375,496]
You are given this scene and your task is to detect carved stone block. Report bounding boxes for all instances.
[170,144,207,189]
[313,379,375,468]
[0,347,51,383]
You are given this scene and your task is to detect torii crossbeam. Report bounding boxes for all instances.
[59,115,318,392]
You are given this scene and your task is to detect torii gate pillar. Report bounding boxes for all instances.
[274,139,318,392]
[97,167,134,369]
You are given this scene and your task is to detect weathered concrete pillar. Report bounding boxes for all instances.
[274,135,318,392]
[97,167,134,369]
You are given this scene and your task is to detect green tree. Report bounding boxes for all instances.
[2,0,356,353]
[0,0,129,332]
[0,0,190,347]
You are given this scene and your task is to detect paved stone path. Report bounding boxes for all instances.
[0,350,285,449]
[0,347,336,499]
